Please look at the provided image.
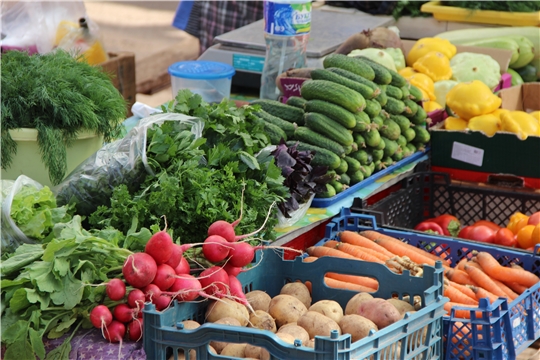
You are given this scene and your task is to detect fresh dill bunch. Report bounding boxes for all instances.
[1,50,127,185]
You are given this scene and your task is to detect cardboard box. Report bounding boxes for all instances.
[431,83,540,189]
[100,52,136,116]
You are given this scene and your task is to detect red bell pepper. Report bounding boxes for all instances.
[428,214,461,237]
[414,221,445,235]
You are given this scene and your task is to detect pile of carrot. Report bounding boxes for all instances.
[304,230,540,319]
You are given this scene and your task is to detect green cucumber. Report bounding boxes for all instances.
[301,79,366,113]
[408,85,424,102]
[403,99,419,117]
[383,97,407,115]
[286,141,341,170]
[251,99,304,125]
[379,118,401,141]
[294,126,346,157]
[317,183,337,198]
[392,148,404,162]
[371,115,384,129]
[364,99,382,118]
[403,127,416,142]
[400,85,410,99]
[304,99,356,129]
[374,85,388,106]
[256,110,297,138]
[390,115,411,133]
[364,128,382,148]
[413,125,431,144]
[330,180,345,194]
[263,122,287,144]
[369,148,384,161]
[286,96,308,109]
[304,112,354,147]
[409,106,428,125]
[349,170,365,185]
[327,67,380,93]
[354,56,392,85]
[311,68,379,101]
[406,143,417,154]
[338,173,351,186]
[350,149,371,165]
[354,133,366,149]
[382,138,399,157]
[323,53,376,81]
[358,56,407,87]
[354,111,371,132]
[335,157,349,175]
[344,156,361,174]
[385,85,403,100]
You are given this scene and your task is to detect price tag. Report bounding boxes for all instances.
[451,142,484,167]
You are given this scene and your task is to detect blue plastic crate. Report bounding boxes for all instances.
[321,208,540,360]
[310,149,429,208]
[143,249,446,360]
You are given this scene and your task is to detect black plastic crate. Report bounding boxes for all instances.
[351,171,540,230]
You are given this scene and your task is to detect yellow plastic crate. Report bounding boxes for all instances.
[421,1,540,27]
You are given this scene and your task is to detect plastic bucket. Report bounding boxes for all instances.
[1,128,103,187]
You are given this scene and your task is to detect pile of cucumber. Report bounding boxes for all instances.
[252,53,430,199]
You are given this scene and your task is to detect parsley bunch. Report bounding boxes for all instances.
[1,50,126,185]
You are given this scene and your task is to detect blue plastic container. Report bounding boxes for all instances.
[168,61,236,103]
[143,249,446,359]
[310,148,429,208]
[319,208,540,360]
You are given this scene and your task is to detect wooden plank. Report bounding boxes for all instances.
[99,52,136,116]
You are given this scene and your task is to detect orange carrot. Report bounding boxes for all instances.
[366,236,442,268]
[323,241,385,264]
[306,246,357,260]
[447,280,477,300]
[505,281,528,295]
[336,241,391,262]
[323,276,376,293]
[493,279,518,301]
[444,302,482,319]
[476,251,540,288]
[302,256,318,263]
[326,272,379,291]
[444,285,478,305]
[339,231,395,258]
[471,286,500,304]
[445,269,478,286]
[464,264,508,298]
[456,257,470,271]
[361,230,451,266]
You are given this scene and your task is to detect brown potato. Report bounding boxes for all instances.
[277,324,310,346]
[297,311,342,339]
[344,292,374,315]
[220,343,247,358]
[280,282,312,309]
[305,339,315,348]
[386,298,415,317]
[244,344,270,360]
[356,298,401,329]
[339,314,378,342]
[209,317,242,353]
[249,310,277,333]
[246,290,272,312]
[268,294,308,328]
[180,320,200,330]
[309,300,344,324]
[205,298,250,326]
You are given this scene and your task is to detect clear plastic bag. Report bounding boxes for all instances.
[53,113,204,216]
[1,175,42,252]
[276,193,314,228]
[1,1,87,54]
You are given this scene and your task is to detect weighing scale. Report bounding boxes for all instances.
[198,8,394,90]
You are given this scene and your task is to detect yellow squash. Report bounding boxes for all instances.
[445,80,502,120]
[413,51,452,81]
[467,114,501,137]
[444,116,468,131]
[500,111,527,140]
[406,37,457,66]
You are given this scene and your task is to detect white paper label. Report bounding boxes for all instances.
[451,142,484,167]
[512,317,520,329]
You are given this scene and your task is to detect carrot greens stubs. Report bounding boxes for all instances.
[0,216,149,360]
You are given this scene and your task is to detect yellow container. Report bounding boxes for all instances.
[421,1,540,27]
[1,128,103,187]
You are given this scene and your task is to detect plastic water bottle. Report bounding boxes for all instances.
[259,0,312,100]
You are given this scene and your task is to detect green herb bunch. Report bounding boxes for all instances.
[1,50,126,185]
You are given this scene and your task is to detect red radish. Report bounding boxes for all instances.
[198,266,230,296]
[90,305,113,329]
[227,242,258,268]
[202,235,232,263]
[208,220,237,243]
[228,274,254,313]
[223,263,243,277]
[128,319,143,342]
[168,274,202,302]
[153,264,176,291]
[127,289,145,310]
[122,253,157,288]
[165,244,193,269]
[145,229,174,265]
[113,303,136,323]
[143,284,162,302]
[103,320,126,343]
[174,256,190,275]
[154,295,172,311]
[106,278,126,301]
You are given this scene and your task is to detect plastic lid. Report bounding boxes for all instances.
[168,61,236,80]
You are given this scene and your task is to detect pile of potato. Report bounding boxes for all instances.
[171,282,425,360]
